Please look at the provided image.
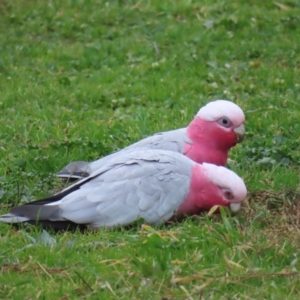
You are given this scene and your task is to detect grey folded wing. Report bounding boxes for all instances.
[7,151,192,229]
[60,152,192,227]
[56,127,190,180]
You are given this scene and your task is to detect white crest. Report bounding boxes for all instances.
[201,163,247,202]
[197,100,245,124]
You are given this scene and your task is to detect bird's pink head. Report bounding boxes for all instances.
[184,100,245,166]
[177,162,247,216]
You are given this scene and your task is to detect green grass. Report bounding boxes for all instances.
[0,0,300,298]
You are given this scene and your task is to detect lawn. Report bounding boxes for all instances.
[0,0,300,298]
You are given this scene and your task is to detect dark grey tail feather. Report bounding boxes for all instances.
[57,173,89,184]
[4,164,98,223]
[57,172,90,178]
[7,182,84,223]
[0,161,103,231]
[57,161,91,180]
[20,177,84,207]
[8,204,88,232]
[10,204,60,221]
[1,176,88,229]
[12,220,88,232]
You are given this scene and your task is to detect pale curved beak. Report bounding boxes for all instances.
[229,202,241,213]
[233,124,245,143]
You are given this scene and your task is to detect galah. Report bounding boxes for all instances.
[57,100,245,181]
[0,150,247,230]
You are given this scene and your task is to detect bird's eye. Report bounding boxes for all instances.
[223,189,233,200]
[218,117,231,128]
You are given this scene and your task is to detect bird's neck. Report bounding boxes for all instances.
[187,117,236,149]
[176,164,208,217]
[184,117,230,166]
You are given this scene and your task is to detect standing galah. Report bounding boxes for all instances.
[57,100,245,181]
[0,150,247,230]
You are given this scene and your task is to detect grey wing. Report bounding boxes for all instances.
[57,158,191,228]
[56,127,191,180]
[126,127,190,152]
[88,127,190,172]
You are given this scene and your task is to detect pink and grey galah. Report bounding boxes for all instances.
[57,100,245,181]
[0,150,247,230]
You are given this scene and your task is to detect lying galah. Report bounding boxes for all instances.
[0,150,247,230]
[57,100,245,181]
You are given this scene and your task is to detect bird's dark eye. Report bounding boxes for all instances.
[218,117,231,128]
[224,190,233,200]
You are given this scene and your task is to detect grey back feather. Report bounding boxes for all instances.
[57,128,191,179]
